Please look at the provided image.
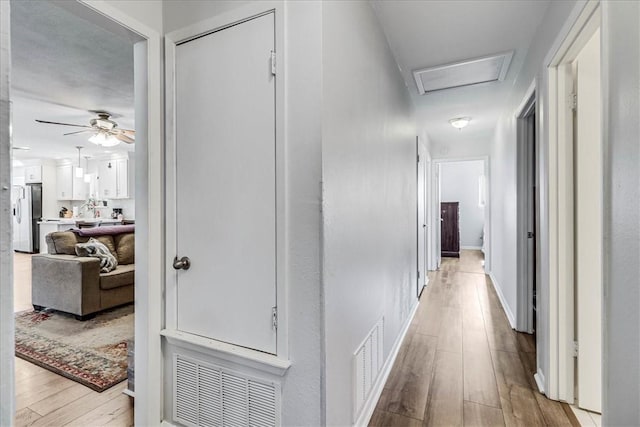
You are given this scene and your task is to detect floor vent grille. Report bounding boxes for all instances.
[353,317,384,422]
[174,354,280,427]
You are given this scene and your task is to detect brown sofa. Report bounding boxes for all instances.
[31,225,135,320]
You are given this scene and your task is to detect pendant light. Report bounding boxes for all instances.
[83,156,91,183]
[75,146,84,178]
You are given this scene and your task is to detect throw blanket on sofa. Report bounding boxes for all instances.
[72,224,135,237]
[75,238,118,273]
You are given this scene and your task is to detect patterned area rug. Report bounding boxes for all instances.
[15,305,134,392]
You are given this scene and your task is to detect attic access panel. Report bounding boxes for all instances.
[413,51,513,95]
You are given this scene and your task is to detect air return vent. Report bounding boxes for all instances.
[413,51,513,95]
[353,317,384,422]
[174,354,280,427]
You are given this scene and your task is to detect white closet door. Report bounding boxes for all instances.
[175,13,277,354]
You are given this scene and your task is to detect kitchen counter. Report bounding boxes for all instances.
[38,218,133,254]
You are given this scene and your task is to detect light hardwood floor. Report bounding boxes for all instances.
[13,252,133,427]
[371,250,580,427]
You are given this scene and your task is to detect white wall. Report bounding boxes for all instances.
[322,1,416,424]
[489,0,576,386]
[440,160,485,248]
[162,2,325,425]
[602,1,640,424]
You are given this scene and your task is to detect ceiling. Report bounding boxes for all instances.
[372,0,550,151]
[10,0,136,161]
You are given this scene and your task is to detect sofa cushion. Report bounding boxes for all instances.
[47,232,78,255]
[94,235,117,257]
[114,233,135,265]
[100,264,135,290]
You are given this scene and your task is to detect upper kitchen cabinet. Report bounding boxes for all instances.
[24,165,42,183]
[98,157,130,199]
[56,163,88,200]
[55,164,73,200]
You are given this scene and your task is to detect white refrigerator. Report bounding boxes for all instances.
[12,183,42,253]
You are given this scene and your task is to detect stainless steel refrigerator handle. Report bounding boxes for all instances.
[15,199,21,224]
[173,256,191,271]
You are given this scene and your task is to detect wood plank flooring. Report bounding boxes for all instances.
[13,252,133,426]
[371,250,581,427]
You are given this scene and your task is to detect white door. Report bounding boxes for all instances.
[417,140,426,296]
[574,29,602,413]
[435,164,442,268]
[174,13,277,354]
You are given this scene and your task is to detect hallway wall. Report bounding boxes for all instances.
[322,1,417,424]
[602,1,640,423]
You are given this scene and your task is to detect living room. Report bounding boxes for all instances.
[10,1,139,424]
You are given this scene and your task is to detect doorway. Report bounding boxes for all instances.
[435,158,488,268]
[417,137,428,297]
[0,1,163,424]
[516,86,538,336]
[546,1,602,414]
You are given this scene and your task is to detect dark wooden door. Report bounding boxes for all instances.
[441,202,460,258]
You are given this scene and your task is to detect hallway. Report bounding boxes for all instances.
[370,251,579,426]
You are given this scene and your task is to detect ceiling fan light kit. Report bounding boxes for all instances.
[89,131,120,147]
[35,111,135,148]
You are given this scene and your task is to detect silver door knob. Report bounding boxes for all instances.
[173,256,191,270]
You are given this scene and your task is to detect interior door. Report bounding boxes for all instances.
[174,13,277,354]
[574,29,602,413]
[440,202,459,258]
[417,140,426,296]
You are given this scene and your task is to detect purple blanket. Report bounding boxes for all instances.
[72,224,135,237]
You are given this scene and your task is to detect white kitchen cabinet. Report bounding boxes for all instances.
[116,158,129,198]
[24,165,42,183]
[56,165,73,200]
[56,165,88,200]
[98,158,129,199]
[72,167,89,200]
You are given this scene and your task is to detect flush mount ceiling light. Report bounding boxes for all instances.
[449,117,471,129]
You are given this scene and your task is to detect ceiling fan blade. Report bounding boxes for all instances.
[64,129,94,136]
[120,129,136,137]
[114,133,135,144]
[35,119,92,128]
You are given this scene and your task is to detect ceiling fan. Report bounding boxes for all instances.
[35,111,135,147]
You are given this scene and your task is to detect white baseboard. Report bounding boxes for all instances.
[488,272,516,329]
[461,245,482,250]
[534,369,546,394]
[355,301,420,427]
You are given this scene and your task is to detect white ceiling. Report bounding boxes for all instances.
[372,0,550,150]
[10,0,136,161]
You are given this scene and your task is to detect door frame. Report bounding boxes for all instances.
[0,2,164,424]
[516,81,537,334]
[431,156,490,272]
[544,0,601,403]
[164,2,289,360]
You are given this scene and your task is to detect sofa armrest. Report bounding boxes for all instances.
[31,254,102,316]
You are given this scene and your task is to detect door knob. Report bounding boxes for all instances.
[173,256,191,270]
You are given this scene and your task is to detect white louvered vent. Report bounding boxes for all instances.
[174,355,280,427]
[353,317,384,422]
[413,51,513,95]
